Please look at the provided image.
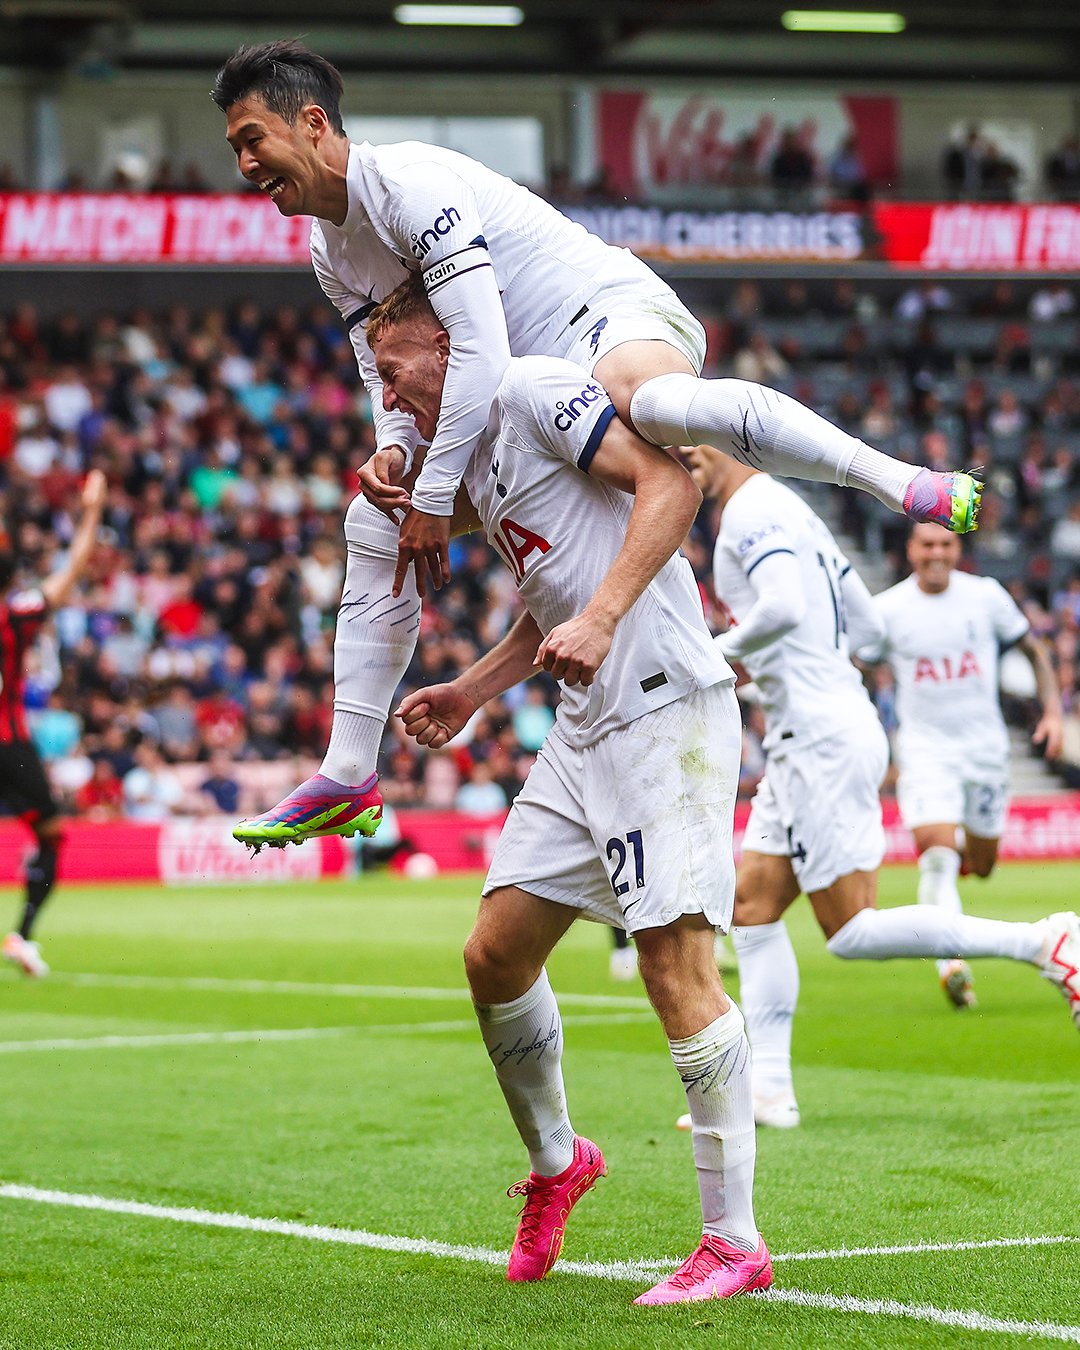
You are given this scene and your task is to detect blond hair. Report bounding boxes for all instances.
[365,272,438,348]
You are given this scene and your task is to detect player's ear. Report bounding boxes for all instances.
[435,329,451,365]
[302,104,329,139]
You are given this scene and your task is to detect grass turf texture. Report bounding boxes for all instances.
[0,863,1076,1349]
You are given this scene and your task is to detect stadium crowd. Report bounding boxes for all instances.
[0,276,1078,823]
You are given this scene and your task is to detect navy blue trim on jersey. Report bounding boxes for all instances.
[424,260,494,297]
[345,304,376,331]
[468,235,488,250]
[745,546,796,578]
[999,626,1030,653]
[577,404,618,472]
[840,563,851,578]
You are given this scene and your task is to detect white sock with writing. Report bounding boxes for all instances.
[827,905,1042,964]
[628,374,918,510]
[669,1003,759,1251]
[320,496,422,785]
[918,845,964,978]
[474,969,575,1177]
[731,921,799,1101]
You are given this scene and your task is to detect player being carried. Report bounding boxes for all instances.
[213,39,983,852]
[862,523,1065,1010]
[373,274,770,1302]
[674,451,1077,1130]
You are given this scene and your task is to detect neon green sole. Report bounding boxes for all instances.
[232,805,383,847]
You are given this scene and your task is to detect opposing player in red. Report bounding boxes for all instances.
[1,470,106,978]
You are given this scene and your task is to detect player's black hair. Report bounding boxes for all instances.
[211,40,347,136]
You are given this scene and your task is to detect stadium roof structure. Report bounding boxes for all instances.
[2,0,1080,80]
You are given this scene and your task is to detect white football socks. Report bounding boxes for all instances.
[731,921,799,1101]
[474,968,576,1177]
[917,845,964,978]
[669,1003,759,1252]
[319,496,422,786]
[827,905,1043,964]
[628,374,919,511]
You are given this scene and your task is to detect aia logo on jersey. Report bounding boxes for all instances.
[914,651,981,682]
[553,382,606,432]
[411,205,463,259]
[491,516,551,584]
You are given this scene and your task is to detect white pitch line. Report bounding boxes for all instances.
[1,1184,1078,1343]
[52,972,649,1010]
[778,1234,1080,1262]
[0,1011,655,1055]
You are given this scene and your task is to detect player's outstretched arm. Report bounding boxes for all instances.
[537,426,701,687]
[1018,632,1064,760]
[396,611,546,747]
[41,469,106,610]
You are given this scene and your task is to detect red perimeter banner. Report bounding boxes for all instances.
[873,202,1080,271]
[0,796,1074,884]
[0,193,313,265]
[1,193,1080,271]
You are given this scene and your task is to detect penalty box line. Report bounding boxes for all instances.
[1,1184,1078,1343]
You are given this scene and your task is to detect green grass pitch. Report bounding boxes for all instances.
[0,862,1076,1349]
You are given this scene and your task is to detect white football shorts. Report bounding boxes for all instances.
[483,682,740,934]
[896,759,1009,839]
[554,284,708,378]
[743,717,889,894]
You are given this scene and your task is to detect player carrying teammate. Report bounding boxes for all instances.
[212,39,982,852]
[862,523,1064,1009]
[675,450,1078,1130]
[376,275,770,1303]
[1,470,107,978]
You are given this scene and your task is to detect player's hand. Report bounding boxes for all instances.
[358,445,411,520]
[1033,710,1064,762]
[82,468,107,513]
[396,683,474,747]
[395,508,451,599]
[536,611,615,687]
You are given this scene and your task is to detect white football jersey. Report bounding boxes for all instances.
[712,474,877,751]
[464,356,733,747]
[865,571,1029,769]
[310,141,662,513]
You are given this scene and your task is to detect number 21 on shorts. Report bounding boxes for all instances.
[606,828,645,896]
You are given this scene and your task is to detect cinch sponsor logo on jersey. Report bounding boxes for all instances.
[411,205,463,259]
[736,523,784,555]
[553,383,607,431]
[913,651,981,682]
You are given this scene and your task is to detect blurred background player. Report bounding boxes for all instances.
[675,448,1078,1130]
[1,470,106,978]
[215,39,982,853]
[861,523,1064,1009]
[381,276,769,1303]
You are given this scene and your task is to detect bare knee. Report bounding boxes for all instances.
[463,929,533,1000]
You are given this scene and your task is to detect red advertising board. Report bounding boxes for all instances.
[0,797,1074,885]
[873,202,1080,271]
[0,193,313,265]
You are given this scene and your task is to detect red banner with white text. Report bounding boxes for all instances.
[0,796,1074,885]
[873,202,1080,271]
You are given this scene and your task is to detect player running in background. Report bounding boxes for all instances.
[674,450,1078,1130]
[377,276,769,1303]
[214,39,982,852]
[1,470,106,978]
[861,523,1064,1010]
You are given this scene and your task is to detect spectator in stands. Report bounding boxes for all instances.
[769,128,815,197]
[1029,283,1076,323]
[199,750,241,815]
[1051,500,1080,562]
[895,281,954,322]
[454,761,508,816]
[980,141,1019,202]
[942,127,984,200]
[75,758,125,821]
[1045,135,1080,203]
[827,133,869,202]
[122,739,184,819]
[733,330,789,384]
